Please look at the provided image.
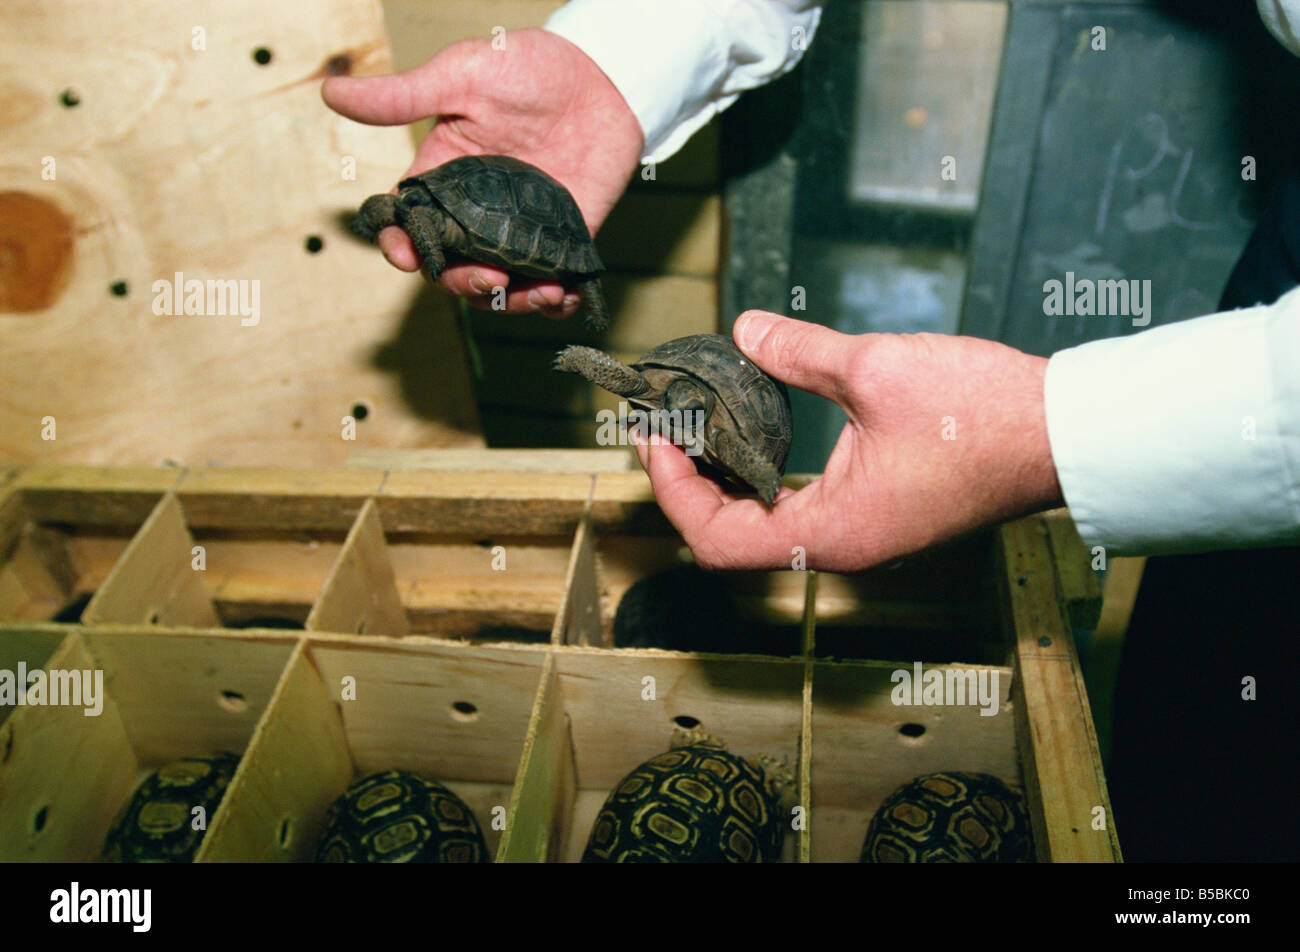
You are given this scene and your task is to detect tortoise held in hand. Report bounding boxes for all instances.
[555,333,792,504]
[582,729,796,862]
[352,154,608,329]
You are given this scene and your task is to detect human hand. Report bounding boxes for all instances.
[635,312,1065,572]
[322,28,643,318]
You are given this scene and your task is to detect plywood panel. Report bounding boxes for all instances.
[0,0,482,467]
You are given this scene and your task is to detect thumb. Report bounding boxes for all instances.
[733,311,855,401]
[321,41,481,125]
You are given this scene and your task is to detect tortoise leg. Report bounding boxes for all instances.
[553,345,651,397]
[352,194,398,241]
[400,204,448,279]
[756,755,799,814]
[577,277,609,331]
[712,429,783,506]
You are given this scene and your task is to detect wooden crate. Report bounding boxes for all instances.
[0,457,1119,862]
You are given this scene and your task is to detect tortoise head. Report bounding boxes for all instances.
[669,727,727,750]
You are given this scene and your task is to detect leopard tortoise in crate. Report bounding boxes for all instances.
[860,771,1034,863]
[315,769,489,863]
[103,752,241,862]
[583,729,797,863]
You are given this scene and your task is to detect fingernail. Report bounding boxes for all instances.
[736,312,778,354]
[561,293,580,310]
[469,273,490,294]
[527,290,545,309]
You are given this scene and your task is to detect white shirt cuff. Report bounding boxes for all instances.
[1045,286,1300,555]
[545,0,822,162]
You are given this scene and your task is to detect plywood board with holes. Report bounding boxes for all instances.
[0,0,483,467]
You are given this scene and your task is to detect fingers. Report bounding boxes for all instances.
[639,437,802,570]
[321,42,480,126]
[733,311,857,403]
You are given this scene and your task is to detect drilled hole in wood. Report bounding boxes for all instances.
[32,805,49,834]
[450,700,477,722]
[252,47,272,65]
[218,689,248,713]
[673,715,700,730]
[278,817,293,848]
[351,402,369,421]
[898,722,926,740]
[305,235,324,254]
[147,610,161,624]
[109,280,128,297]
[59,89,79,107]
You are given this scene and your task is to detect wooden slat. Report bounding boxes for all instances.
[176,467,384,531]
[497,654,575,861]
[12,464,181,526]
[1085,556,1146,767]
[306,499,409,637]
[589,471,675,534]
[198,640,353,861]
[377,470,592,535]
[1042,509,1104,631]
[347,448,637,473]
[82,494,220,627]
[999,516,1122,862]
[797,572,816,861]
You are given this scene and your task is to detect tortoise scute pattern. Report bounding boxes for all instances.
[103,752,241,862]
[637,334,792,476]
[402,155,601,277]
[860,771,1034,863]
[583,742,784,863]
[315,769,489,863]
[355,154,608,328]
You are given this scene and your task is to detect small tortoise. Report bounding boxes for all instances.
[555,333,792,504]
[103,752,240,862]
[582,729,796,863]
[315,769,488,863]
[352,154,608,329]
[860,771,1034,863]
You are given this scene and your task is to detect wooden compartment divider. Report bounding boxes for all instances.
[0,460,1117,863]
[197,640,354,862]
[496,654,576,862]
[556,507,603,647]
[82,494,220,628]
[305,499,409,638]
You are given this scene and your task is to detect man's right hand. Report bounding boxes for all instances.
[322,28,644,319]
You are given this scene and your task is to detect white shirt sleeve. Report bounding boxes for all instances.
[1044,286,1300,555]
[544,0,823,162]
[1258,0,1300,56]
